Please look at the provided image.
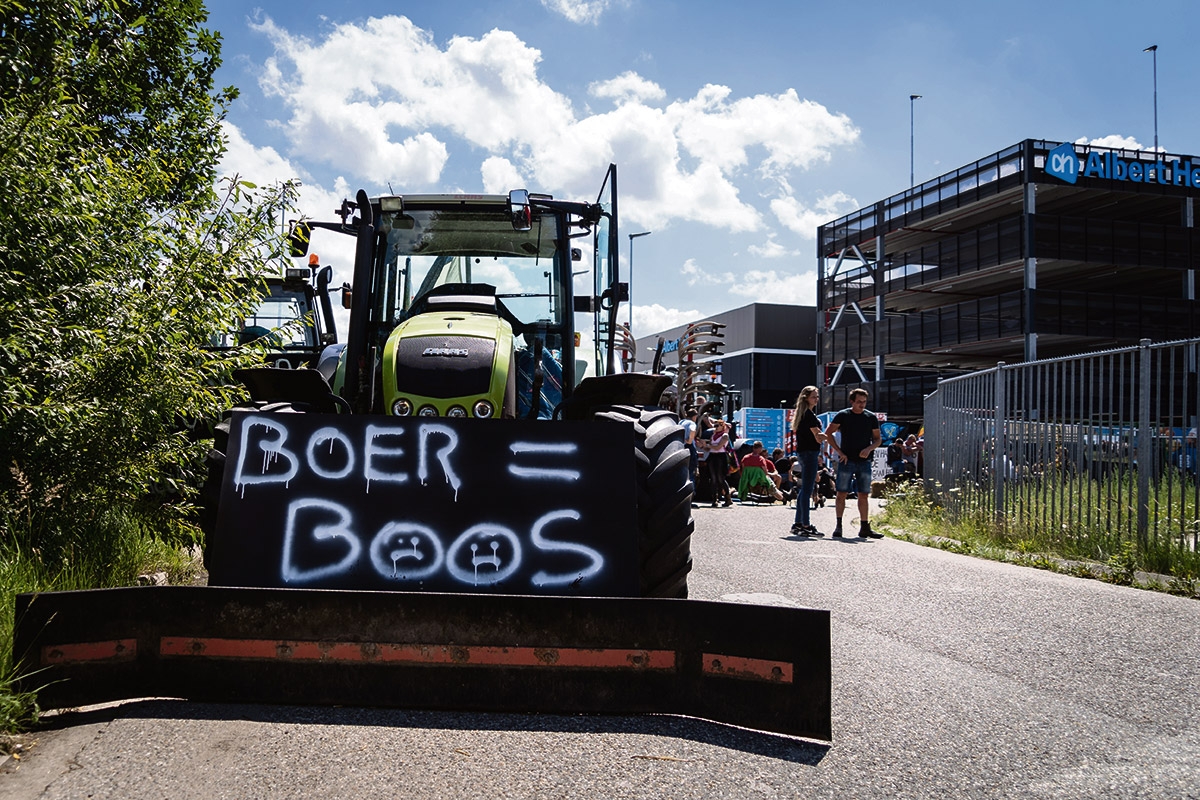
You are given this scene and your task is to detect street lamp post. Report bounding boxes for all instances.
[628,230,651,332]
[909,94,922,188]
[1144,45,1158,152]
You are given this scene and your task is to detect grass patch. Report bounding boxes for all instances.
[877,483,1200,599]
[0,508,203,735]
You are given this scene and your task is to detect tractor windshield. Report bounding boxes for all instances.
[247,293,315,347]
[376,207,567,336]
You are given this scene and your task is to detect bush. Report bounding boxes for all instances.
[0,1,292,732]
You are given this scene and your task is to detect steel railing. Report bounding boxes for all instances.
[925,338,1200,554]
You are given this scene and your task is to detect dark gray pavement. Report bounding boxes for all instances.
[4,497,1198,798]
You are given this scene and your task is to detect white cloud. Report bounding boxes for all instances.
[480,156,524,193]
[771,191,859,239]
[668,86,859,178]
[1078,134,1145,151]
[589,71,666,105]
[540,0,613,24]
[633,303,700,337]
[747,237,799,259]
[253,16,564,186]
[678,257,815,305]
[727,269,816,305]
[248,15,860,236]
[219,120,298,186]
[681,257,737,287]
[470,260,524,294]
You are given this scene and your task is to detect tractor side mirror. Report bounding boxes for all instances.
[287,221,312,257]
[341,282,353,310]
[508,190,532,231]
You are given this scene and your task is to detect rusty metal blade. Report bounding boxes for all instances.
[14,587,830,740]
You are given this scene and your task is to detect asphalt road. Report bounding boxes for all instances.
[4,498,1199,799]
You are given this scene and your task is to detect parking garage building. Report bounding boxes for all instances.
[819,139,1200,419]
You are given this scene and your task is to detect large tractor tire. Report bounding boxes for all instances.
[593,405,694,598]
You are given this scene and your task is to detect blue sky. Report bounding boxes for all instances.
[206,0,1198,337]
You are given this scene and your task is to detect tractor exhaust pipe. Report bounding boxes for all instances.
[342,189,375,412]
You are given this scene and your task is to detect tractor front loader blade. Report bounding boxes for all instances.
[15,587,830,740]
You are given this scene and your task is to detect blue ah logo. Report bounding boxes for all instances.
[1046,142,1079,184]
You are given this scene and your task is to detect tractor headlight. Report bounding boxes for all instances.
[447,405,467,418]
[417,405,439,417]
[472,400,494,419]
[392,398,413,416]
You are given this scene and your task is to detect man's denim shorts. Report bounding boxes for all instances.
[835,460,873,494]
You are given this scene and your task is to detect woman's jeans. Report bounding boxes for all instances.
[793,450,819,527]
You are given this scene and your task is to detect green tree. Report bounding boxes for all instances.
[0,0,283,561]
[0,0,235,203]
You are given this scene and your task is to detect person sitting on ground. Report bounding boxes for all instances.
[773,448,796,499]
[761,448,782,490]
[739,441,784,502]
[902,434,920,474]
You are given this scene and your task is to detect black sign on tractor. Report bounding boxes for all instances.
[208,412,639,595]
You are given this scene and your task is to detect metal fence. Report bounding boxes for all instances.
[924,338,1200,553]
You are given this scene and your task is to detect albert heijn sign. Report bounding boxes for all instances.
[1044,141,1200,188]
[208,412,638,595]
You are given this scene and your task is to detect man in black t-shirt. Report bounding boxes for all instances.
[824,388,883,539]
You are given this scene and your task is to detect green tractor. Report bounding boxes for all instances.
[207,258,340,371]
[200,165,694,598]
[17,168,832,736]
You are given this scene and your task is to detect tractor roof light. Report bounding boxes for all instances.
[379,196,404,212]
[472,400,494,419]
[447,405,467,418]
[392,398,413,416]
[417,405,439,417]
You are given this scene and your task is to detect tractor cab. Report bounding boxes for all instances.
[289,165,631,418]
[209,259,339,370]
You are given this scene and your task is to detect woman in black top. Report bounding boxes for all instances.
[791,386,826,536]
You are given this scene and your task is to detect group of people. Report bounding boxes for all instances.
[678,387,891,540]
[886,434,923,478]
[681,408,802,508]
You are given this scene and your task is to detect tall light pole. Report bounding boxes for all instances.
[1143,45,1158,152]
[909,94,922,187]
[628,230,651,332]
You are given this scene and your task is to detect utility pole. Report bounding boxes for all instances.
[1144,45,1158,151]
[910,94,922,187]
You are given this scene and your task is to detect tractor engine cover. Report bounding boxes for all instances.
[382,308,515,419]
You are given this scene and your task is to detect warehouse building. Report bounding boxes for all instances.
[639,302,817,413]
